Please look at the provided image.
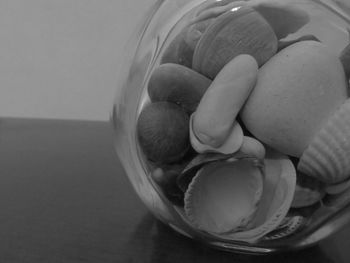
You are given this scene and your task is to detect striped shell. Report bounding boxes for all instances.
[184,159,264,234]
[183,150,296,242]
[192,5,278,79]
[263,216,305,240]
[221,153,296,242]
[298,99,350,184]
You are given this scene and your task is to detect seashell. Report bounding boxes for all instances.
[192,54,258,147]
[298,99,350,184]
[291,173,325,208]
[339,28,350,78]
[249,0,310,39]
[160,0,310,71]
[220,151,296,242]
[263,216,305,240]
[184,159,264,234]
[192,0,310,41]
[184,151,296,240]
[191,113,265,160]
[183,150,296,242]
[148,63,211,114]
[238,136,266,161]
[160,19,212,68]
[191,0,247,25]
[189,114,244,155]
[241,41,348,157]
[192,5,278,79]
[137,102,190,164]
[277,35,320,52]
[326,178,350,195]
[176,151,259,192]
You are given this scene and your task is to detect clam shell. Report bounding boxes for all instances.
[263,216,305,240]
[340,28,350,78]
[298,99,350,184]
[291,173,325,208]
[184,159,264,234]
[162,0,241,67]
[177,151,261,192]
[192,5,278,79]
[325,177,350,195]
[220,151,296,242]
[238,136,266,161]
[183,150,296,241]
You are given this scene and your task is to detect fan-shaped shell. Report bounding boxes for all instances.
[326,178,350,195]
[192,5,278,79]
[184,159,264,234]
[183,150,296,242]
[298,99,350,184]
[222,152,296,242]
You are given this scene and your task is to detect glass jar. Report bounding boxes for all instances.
[111,0,350,253]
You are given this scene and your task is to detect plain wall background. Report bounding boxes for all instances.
[0,0,155,121]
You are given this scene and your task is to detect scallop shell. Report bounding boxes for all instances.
[298,99,350,184]
[340,28,350,79]
[221,152,296,242]
[183,150,296,242]
[192,5,278,79]
[184,159,264,234]
[325,177,350,195]
[263,216,305,240]
[176,151,256,192]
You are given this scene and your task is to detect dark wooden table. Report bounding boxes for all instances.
[1,118,350,263]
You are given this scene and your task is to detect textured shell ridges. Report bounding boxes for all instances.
[298,99,350,184]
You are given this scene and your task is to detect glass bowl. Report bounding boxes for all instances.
[111,0,350,254]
